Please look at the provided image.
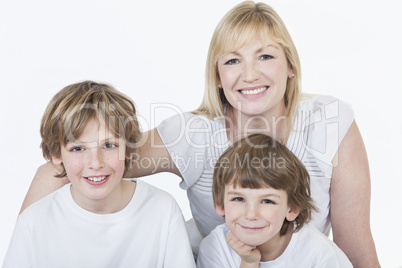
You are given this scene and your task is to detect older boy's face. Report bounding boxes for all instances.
[52,118,126,212]
[216,184,298,248]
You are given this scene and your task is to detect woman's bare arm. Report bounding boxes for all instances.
[19,162,69,214]
[124,128,181,178]
[20,128,180,214]
[330,121,380,267]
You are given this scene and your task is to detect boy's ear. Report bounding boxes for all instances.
[215,204,225,217]
[51,156,62,166]
[286,207,300,222]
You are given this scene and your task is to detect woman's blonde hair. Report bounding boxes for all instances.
[194,1,301,130]
[40,81,141,177]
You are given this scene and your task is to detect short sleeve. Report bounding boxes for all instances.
[157,113,213,190]
[3,217,33,267]
[197,236,222,268]
[163,196,196,268]
[301,95,354,178]
[197,224,240,268]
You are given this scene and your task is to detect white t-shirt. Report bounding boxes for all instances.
[157,95,354,237]
[3,180,195,268]
[197,223,352,268]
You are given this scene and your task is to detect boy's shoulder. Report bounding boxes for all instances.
[198,224,241,267]
[291,224,352,266]
[133,179,178,203]
[296,224,337,249]
[18,184,70,223]
[132,179,182,212]
[199,223,231,253]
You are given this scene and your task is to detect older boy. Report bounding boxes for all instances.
[3,81,195,268]
[197,134,352,268]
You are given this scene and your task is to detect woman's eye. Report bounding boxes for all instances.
[71,146,84,152]
[260,54,273,60]
[104,143,116,149]
[225,59,239,65]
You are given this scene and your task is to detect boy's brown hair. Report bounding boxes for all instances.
[212,133,317,236]
[40,80,141,177]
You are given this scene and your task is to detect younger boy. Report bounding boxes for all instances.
[3,81,195,268]
[197,134,352,267]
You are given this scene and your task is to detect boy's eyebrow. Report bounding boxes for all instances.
[67,137,118,146]
[227,191,281,199]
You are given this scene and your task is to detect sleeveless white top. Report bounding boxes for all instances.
[157,95,354,237]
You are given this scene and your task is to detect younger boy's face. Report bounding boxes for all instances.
[216,183,298,247]
[52,118,126,210]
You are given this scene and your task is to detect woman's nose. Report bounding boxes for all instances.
[242,61,261,83]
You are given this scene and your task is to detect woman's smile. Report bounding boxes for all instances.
[238,86,269,96]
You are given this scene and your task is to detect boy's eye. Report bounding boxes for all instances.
[224,59,239,65]
[231,197,245,202]
[260,54,273,60]
[104,142,116,149]
[71,146,84,152]
[262,199,274,204]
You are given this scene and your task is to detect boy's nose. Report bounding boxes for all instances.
[244,204,259,220]
[88,149,105,169]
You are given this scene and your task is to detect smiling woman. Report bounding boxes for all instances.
[217,39,291,124]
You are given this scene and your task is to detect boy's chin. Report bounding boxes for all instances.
[236,236,262,247]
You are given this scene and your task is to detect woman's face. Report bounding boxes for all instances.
[217,36,292,119]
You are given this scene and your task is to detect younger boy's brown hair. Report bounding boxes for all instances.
[40,80,141,177]
[212,133,317,236]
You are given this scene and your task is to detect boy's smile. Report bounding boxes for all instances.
[85,175,108,185]
[52,118,127,213]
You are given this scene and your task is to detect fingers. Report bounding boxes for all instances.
[226,232,261,263]
[226,232,255,254]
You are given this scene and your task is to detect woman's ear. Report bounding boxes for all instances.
[286,207,300,222]
[215,204,225,217]
[288,68,295,79]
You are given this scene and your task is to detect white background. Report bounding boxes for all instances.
[1,0,401,267]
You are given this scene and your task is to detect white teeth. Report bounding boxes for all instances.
[240,87,267,95]
[87,176,107,182]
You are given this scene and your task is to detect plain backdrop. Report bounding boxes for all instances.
[1,0,401,267]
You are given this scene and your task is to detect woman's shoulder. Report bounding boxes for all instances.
[298,94,350,112]
[297,94,354,122]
